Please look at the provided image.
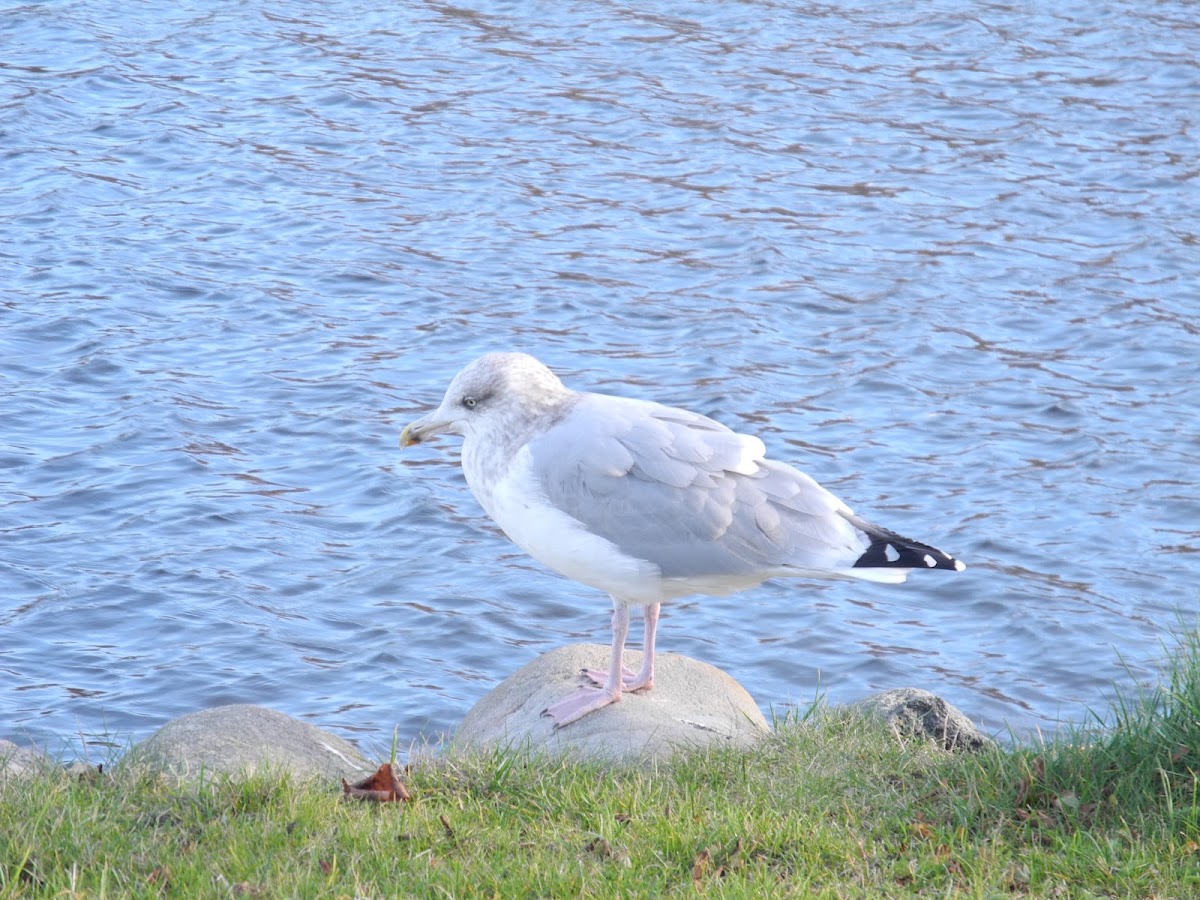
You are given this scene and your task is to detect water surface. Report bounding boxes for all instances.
[2,0,1198,757]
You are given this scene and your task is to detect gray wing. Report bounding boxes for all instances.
[526,393,868,578]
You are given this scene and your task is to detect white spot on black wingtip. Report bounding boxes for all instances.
[885,543,900,562]
[923,554,937,567]
[954,559,966,571]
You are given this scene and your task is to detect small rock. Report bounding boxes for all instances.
[454,644,770,763]
[856,688,992,752]
[130,704,374,782]
[0,739,54,783]
[65,760,104,781]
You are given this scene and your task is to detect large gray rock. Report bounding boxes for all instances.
[0,739,54,783]
[454,644,770,763]
[856,688,992,752]
[131,704,374,782]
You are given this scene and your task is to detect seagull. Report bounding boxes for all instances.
[400,352,965,727]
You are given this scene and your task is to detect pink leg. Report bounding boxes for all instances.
[583,602,659,692]
[542,603,631,728]
[626,602,658,691]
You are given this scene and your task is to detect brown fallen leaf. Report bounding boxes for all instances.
[1014,755,1045,808]
[1014,775,1032,807]
[146,866,171,890]
[1015,808,1053,828]
[342,763,411,803]
[693,847,712,886]
[725,837,745,873]
[582,836,631,868]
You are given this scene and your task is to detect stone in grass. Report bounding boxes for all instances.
[0,739,55,783]
[454,644,770,764]
[130,704,375,783]
[856,688,992,752]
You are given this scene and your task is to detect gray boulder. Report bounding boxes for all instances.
[130,704,374,782]
[454,644,769,763]
[856,688,992,752]
[0,739,54,783]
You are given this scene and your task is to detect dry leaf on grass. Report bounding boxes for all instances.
[342,763,411,803]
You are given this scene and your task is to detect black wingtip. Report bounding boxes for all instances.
[850,519,965,572]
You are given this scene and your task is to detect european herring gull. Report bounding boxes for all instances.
[400,352,965,727]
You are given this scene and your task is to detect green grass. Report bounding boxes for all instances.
[5,633,1200,897]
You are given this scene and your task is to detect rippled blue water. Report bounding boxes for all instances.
[3,1,1198,758]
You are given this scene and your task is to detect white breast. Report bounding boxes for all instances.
[464,444,665,604]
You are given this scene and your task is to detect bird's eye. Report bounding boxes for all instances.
[463,396,478,409]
